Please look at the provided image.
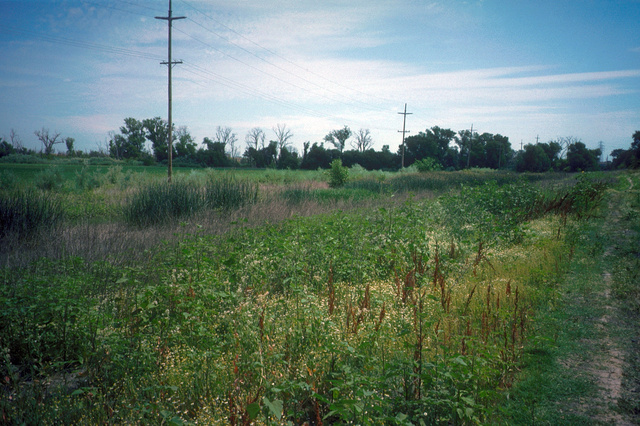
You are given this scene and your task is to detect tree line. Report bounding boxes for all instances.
[2,119,638,172]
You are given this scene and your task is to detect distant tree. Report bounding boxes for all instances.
[324,125,351,154]
[35,127,63,155]
[484,134,511,169]
[143,117,169,162]
[65,137,75,157]
[0,137,14,158]
[301,143,337,170]
[108,118,146,160]
[352,128,373,152]
[244,141,277,168]
[197,137,228,167]
[566,141,600,172]
[214,126,238,159]
[455,129,478,168]
[273,123,293,156]
[174,126,197,160]
[9,129,24,153]
[516,144,551,172]
[246,127,266,151]
[277,146,300,169]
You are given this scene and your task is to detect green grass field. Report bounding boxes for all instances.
[1,163,638,424]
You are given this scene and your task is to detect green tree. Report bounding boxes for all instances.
[516,144,551,172]
[566,141,600,172]
[109,118,146,160]
[0,138,15,158]
[484,134,511,169]
[65,137,75,157]
[197,137,228,167]
[174,126,197,160]
[324,125,351,154]
[143,117,169,162]
[277,146,300,169]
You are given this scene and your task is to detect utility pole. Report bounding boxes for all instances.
[398,103,412,168]
[156,0,185,183]
[466,124,474,168]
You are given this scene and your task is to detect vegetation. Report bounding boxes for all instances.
[2,163,636,424]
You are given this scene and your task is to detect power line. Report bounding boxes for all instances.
[177,0,396,112]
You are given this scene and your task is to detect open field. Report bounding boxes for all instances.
[1,166,638,424]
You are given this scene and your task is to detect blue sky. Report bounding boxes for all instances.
[1,0,639,158]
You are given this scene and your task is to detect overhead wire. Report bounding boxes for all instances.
[177,0,399,110]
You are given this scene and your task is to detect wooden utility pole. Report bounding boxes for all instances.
[156,0,185,183]
[466,124,474,168]
[398,103,412,168]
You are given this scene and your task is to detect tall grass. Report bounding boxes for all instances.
[123,176,258,226]
[0,188,64,240]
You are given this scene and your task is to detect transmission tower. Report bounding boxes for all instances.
[156,0,185,183]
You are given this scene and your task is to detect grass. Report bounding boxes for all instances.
[496,171,640,424]
[2,161,636,424]
[1,171,621,424]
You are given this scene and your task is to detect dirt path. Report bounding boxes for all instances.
[577,175,637,425]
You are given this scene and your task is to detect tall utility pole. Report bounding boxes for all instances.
[156,0,185,183]
[398,103,412,168]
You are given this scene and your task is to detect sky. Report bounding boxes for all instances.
[1,0,639,158]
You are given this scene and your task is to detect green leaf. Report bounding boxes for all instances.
[246,402,261,420]
[263,397,283,420]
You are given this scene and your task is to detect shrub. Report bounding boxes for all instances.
[75,165,101,191]
[415,157,442,172]
[327,159,349,188]
[34,166,64,191]
[0,154,46,164]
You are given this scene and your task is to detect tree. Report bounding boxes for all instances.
[143,117,169,162]
[273,124,293,156]
[566,141,600,172]
[214,126,238,159]
[65,137,75,157]
[516,144,551,172]
[324,125,351,154]
[301,143,336,170]
[35,127,63,155]
[244,141,277,168]
[277,146,300,169]
[246,127,266,152]
[197,137,228,167]
[484,134,511,169]
[9,129,24,153]
[0,137,14,158]
[455,129,478,168]
[352,128,373,152]
[109,118,146,160]
[174,126,197,160]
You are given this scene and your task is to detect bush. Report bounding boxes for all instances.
[34,166,64,191]
[0,154,46,164]
[75,165,101,191]
[327,159,349,188]
[415,157,442,172]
